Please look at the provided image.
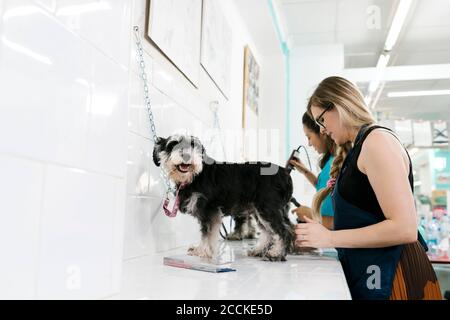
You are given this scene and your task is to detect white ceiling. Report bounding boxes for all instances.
[369,79,450,120]
[278,0,450,68]
[232,0,283,57]
[277,0,450,121]
[232,0,450,121]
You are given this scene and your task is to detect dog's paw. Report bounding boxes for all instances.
[262,253,287,262]
[226,232,243,241]
[187,245,199,256]
[262,247,287,261]
[188,245,213,258]
[247,249,264,257]
[197,250,213,259]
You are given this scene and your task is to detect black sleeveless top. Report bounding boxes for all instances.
[338,125,414,219]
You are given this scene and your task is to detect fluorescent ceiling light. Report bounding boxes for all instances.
[384,0,413,51]
[366,0,412,106]
[368,54,390,93]
[364,95,372,106]
[388,89,450,98]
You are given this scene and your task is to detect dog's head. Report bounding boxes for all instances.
[153,134,205,185]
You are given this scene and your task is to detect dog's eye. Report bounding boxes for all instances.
[166,140,179,151]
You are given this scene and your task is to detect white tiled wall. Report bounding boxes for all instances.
[0,0,285,299]
[0,0,131,299]
[0,155,43,299]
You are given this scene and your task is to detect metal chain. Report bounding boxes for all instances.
[208,101,227,159]
[133,26,175,195]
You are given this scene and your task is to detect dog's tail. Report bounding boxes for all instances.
[290,196,322,222]
[290,197,300,207]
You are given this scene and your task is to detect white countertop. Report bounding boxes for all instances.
[111,240,352,300]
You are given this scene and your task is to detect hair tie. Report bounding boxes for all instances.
[326,178,336,189]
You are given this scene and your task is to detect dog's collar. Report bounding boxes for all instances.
[162,183,187,218]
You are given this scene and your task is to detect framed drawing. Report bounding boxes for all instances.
[413,121,432,147]
[200,0,232,99]
[242,46,260,160]
[242,45,260,129]
[433,121,448,146]
[145,0,202,87]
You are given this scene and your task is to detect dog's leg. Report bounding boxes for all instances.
[226,215,246,241]
[247,227,271,257]
[254,207,294,262]
[247,212,272,257]
[282,203,296,254]
[243,215,258,239]
[188,212,222,258]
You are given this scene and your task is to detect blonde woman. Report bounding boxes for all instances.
[295,76,442,300]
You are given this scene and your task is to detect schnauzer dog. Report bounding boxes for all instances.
[153,134,294,261]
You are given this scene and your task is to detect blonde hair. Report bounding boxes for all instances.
[306,76,376,221]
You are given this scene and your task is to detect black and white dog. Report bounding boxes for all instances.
[153,134,294,261]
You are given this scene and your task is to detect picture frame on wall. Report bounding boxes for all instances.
[242,45,260,129]
[200,0,232,99]
[145,0,202,87]
[241,45,260,161]
[433,121,448,146]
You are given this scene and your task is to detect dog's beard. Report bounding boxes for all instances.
[168,167,195,185]
[161,149,203,185]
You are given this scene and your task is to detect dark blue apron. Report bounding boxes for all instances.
[331,126,427,300]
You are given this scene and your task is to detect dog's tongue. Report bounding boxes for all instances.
[179,164,190,171]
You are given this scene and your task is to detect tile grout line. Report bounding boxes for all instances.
[0,151,125,181]
[33,0,131,71]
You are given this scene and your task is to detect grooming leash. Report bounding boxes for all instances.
[133,26,177,211]
[162,184,186,217]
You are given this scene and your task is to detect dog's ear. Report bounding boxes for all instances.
[152,137,166,167]
[191,136,205,152]
[191,136,210,162]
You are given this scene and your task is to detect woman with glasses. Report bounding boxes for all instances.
[295,76,442,300]
[290,112,336,230]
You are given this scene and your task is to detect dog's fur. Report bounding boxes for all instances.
[226,215,258,241]
[153,134,294,261]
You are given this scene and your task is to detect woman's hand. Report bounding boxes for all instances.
[291,206,312,221]
[295,216,334,248]
[290,159,308,174]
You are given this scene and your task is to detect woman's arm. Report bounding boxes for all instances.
[290,159,318,186]
[296,130,418,248]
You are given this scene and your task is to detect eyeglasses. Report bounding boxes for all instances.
[315,103,333,129]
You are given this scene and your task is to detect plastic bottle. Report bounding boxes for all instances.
[439,214,450,259]
[440,214,450,239]
[427,217,440,257]
[419,215,427,232]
